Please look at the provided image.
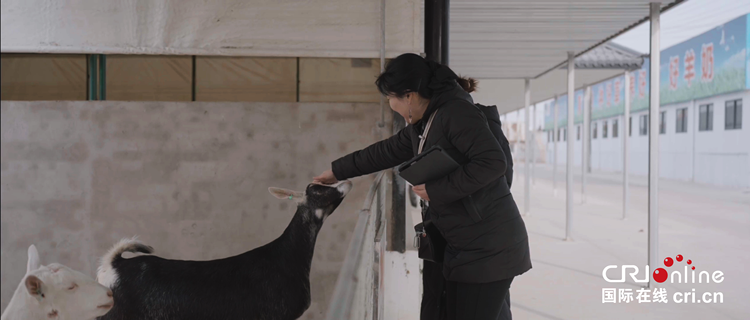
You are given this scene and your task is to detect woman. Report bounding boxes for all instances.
[313,53,531,320]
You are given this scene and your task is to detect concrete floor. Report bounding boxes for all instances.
[509,163,750,320]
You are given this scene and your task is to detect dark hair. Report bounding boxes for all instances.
[375,53,477,99]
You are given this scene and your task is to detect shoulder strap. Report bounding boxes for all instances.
[418,110,439,154]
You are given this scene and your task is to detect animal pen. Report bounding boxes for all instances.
[2,0,692,319]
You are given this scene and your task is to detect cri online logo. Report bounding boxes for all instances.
[603,254,724,284]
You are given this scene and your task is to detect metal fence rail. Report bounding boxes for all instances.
[326,171,387,320]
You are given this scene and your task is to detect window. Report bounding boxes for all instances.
[577,125,581,141]
[629,116,633,136]
[563,128,567,141]
[547,131,551,142]
[725,99,742,130]
[613,119,619,138]
[659,111,666,134]
[699,104,713,131]
[603,121,608,138]
[593,122,598,139]
[676,108,688,133]
[639,114,648,136]
[557,128,561,141]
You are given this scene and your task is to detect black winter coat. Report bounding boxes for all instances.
[332,84,532,283]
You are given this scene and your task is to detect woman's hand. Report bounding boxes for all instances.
[313,170,338,185]
[412,184,429,201]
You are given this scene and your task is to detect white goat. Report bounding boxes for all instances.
[1,245,114,320]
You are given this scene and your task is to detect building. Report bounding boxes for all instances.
[544,14,750,188]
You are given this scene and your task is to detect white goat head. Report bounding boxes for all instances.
[1,245,114,320]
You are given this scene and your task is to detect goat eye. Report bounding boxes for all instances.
[68,284,77,290]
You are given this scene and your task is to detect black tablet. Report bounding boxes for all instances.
[398,145,459,185]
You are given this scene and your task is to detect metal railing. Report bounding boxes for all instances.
[325,171,387,320]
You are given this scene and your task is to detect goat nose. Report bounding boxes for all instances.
[107,289,113,297]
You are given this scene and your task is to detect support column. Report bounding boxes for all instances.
[98,55,106,100]
[691,99,697,182]
[532,103,537,186]
[378,0,386,127]
[524,79,531,216]
[582,86,591,203]
[587,93,593,174]
[553,95,558,195]
[517,110,522,153]
[87,54,98,101]
[424,0,443,63]
[623,72,631,220]
[648,2,661,289]
[566,52,575,241]
[441,0,449,65]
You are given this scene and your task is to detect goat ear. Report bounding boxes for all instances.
[268,187,304,201]
[25,275,44,298]
[27,245,40,273]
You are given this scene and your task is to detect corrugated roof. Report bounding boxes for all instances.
[449,0,683,80]
[563,42,645,70]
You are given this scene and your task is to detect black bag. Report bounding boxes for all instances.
[414,201,447,263]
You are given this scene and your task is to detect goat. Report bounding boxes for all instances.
[96,181,353,320]
[1,245,114,320]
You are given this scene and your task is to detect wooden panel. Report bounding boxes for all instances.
[299,58,383,103]
[106,55,192,101]
[196,57,296,102]
[1,54,86,101]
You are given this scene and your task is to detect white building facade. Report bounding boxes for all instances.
[544,14,750,188]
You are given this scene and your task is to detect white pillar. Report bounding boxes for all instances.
[524,79,531,215]
[516,109,522,153]
[648,2,661,289]
[532,103,537,186]
[553,95,558,195]
[623,72,630,220]
[566,51,575,241]
[691,99,697,182]
[582,86,591,203]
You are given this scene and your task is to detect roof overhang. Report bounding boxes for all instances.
[450,0,683,80]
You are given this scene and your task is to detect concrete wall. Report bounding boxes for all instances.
[543,89,750,188]
[0,101,390,319]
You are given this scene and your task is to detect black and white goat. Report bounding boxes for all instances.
[96,181,353,320]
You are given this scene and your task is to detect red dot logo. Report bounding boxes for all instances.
[653,268,668,283]
[687,260,692,265]
[664,257,674,267]
[676,254,683,262]
[692,266,695,270]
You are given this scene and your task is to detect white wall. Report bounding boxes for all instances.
[590,117,624,173]
[658,101,694,181]
[543,90,750,188]
[693,91,750,187]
